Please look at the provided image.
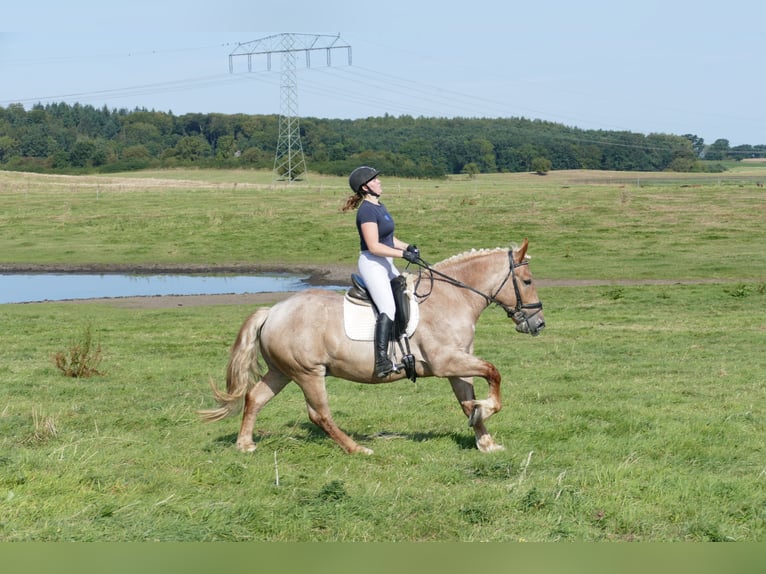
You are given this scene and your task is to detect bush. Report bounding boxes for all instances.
[531,157,552,175]
[53,324,104,378]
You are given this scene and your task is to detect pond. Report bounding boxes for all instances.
[0,273,337,304]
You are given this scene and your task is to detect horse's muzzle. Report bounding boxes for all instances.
[513,311,545,337]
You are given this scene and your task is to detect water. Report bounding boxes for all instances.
[0,273,324,304]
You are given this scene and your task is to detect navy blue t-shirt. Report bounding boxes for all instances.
[356,201,395,251]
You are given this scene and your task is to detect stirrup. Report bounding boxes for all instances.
[376,359,399,378]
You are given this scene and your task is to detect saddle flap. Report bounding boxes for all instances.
[344,272,418,339]
[343,293,419,341]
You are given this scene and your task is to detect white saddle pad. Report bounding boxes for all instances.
[343,288,420,342]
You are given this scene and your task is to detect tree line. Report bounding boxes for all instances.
[1,102,763,177]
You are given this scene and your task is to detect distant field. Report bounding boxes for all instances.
[1,166,764,280]
[1,167,764,541]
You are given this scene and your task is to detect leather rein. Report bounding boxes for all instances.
[410,250,543,321]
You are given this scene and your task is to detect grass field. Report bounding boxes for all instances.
[1,167,765,541]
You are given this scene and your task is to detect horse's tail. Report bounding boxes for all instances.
[198,307,270,422]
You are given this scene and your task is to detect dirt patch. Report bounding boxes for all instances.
[78,291,299,309]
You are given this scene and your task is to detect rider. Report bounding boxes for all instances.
[343,166,420,378]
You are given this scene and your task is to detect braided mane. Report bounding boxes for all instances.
[434,246,511,269]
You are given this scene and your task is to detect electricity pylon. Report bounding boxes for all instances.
[229,33,352,182]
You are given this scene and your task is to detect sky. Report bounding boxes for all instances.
[1,0,764,146]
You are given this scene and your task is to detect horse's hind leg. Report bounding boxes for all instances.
[298,375,373,455]
[237,370,290,452]
[449,376,504,453]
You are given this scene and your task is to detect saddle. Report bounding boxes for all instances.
[343,273,419,381]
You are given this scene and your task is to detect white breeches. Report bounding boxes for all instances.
[358,251,400,320]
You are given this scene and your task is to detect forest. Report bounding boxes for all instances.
[1,102,764,177]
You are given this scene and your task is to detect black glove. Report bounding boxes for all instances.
[403,246,420,263]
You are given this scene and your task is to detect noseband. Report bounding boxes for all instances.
[412,250,543,323]
[491,251,544,322]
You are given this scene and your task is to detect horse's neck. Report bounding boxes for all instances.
[437,250,505,290]
[426,250,506,314]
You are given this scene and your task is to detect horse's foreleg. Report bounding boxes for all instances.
[476,361,503,422]
[449,375,505,453]
[299,376,373,455]
[237,372,290,452]
[448,375,477,418]
[459,361,503,426]
[441,355,503,424]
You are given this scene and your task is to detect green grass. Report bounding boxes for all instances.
[2,167,765,279]
[1,284,764,541]
[1,167,765,541]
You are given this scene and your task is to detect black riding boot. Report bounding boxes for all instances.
[374,313,396,378]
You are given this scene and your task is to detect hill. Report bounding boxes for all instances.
[1,103,764,177]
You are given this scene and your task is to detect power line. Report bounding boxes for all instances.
[228,33,352,182]
[0,74,238,107]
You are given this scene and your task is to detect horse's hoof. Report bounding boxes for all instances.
[476,436,504,453]
[236,442,257,453]
[353,446,374,455]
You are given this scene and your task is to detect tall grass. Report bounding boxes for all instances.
[0,167,764,541]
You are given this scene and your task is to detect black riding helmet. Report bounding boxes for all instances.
[349,166,380,194]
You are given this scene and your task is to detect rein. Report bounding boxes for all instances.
[410,250,543,320]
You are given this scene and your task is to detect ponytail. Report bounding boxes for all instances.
[342,192,363,212]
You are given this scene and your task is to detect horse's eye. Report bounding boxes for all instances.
[523,279,532,286]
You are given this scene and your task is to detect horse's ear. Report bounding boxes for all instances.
[515,238,529,262]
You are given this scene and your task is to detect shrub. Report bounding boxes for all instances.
[532,157,552,175]
[53,323,104,378]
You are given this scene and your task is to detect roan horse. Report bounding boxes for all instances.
[199,239,545,454]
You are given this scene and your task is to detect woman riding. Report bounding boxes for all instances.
[342,166,420,378]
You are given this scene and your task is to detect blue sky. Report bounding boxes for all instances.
[1,0,764,146]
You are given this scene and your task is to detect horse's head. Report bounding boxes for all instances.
[496,239,545,336]
[420,241,545,336]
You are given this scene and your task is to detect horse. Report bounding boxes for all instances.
[198,239,545,454]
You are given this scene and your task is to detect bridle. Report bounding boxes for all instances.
[411,250,543,324]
